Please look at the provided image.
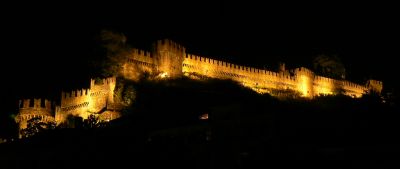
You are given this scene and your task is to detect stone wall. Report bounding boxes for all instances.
[15,98,55,137]
[16,39,384,132]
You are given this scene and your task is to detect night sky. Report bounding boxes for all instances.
[1,1,399,114]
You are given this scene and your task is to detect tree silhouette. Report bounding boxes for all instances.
[114,79,137,107]
[83,114,107,129]
[21,117,55,138]
[313,54,346,79]
[91,30,131,77]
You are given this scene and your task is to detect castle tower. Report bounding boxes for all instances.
[366,79,383,94]
[15,98,55,138]
[153,39,186,77]
[294,67,315,97]
[89,77,117,113]
[278,62,290,76]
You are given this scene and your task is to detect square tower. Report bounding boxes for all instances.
[153,39,186,77]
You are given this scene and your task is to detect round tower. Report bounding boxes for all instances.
[153,39,186,78]
[15,98,55,138]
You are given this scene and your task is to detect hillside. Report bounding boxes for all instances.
[1,77,399,169]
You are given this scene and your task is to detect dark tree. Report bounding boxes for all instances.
[21,117,55,138]
[313,54,346,79]
[83,114,107,129]
[91,30,131,77]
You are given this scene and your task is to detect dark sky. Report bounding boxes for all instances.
[1,1,399,114]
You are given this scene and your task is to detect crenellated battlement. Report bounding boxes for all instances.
[156,39,186,52]
[15,38,383,136]
[61,88,90,103]
[90,77,116,88]
[183,48,380,98]
[16,98,55,138]
[16,97,54,134]
[131,48,152,58]
[19,98,52,110]
[294,67,314,76]
[184,53,300,80]
[314,76,336,83]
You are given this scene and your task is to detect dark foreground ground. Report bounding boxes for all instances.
[1,79,399,169]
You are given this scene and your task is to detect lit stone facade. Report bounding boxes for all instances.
[15,99,55,136]
[16,77,120,135]
[15,39,382,134]
[123,39,382,97]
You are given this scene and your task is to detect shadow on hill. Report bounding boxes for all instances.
[1,77,399,169]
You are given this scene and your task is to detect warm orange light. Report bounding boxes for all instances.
[199,113,208,120]
[159,72,169,78]
[300,75,310,97]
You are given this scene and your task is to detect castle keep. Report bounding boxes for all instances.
[15,39,383,135]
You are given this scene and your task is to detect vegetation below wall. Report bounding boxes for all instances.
[0,77,399,169]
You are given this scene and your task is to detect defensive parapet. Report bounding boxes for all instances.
[61,88,91,106]
[17,98,53,116]
[15,98,55,137]
[182,47,380,98]
[313,75,336,95]
[123,48,155,81]
[90,76,116,89]
[129,48,154,64]
[91,77,116,100]
[183,52,302,93]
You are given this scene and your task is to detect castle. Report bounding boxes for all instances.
[15,77,120,136]
[122,39,382,97]
[15,39,383,136]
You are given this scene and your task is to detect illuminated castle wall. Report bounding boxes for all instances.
[55,77,119,126]
[122,39,186,80]
[15,39,383,136]
[16,77,120,136]
[15,99,55,132]
[123,39,383,98]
